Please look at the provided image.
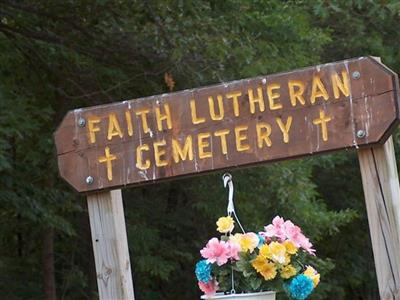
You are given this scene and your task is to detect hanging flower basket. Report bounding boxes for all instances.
[201,291,276,300]
[195,174,320,300]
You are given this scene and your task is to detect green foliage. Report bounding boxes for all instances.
[0,0,399,299]
[235,252,256,278]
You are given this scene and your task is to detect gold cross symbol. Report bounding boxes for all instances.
[313,109,332,142]
[98,146,117,181]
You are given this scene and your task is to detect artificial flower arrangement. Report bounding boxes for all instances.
[195,215,320,300]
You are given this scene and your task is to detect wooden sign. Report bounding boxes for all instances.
[54,56,399,192]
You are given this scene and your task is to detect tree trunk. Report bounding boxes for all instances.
[42,227,57,300]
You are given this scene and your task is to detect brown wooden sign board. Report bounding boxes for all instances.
[54,56,399,193]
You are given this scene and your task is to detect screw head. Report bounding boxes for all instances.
[357,130,366,138]
[86,176,94,184]
[78,117,86,127]
[352,71,361,80]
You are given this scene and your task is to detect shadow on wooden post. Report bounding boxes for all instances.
[358,137,400,299]
[87,190,135,300]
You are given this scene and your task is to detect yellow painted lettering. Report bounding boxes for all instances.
[214,129,230,155]
[310,75,329,104]
[190,99,206,124]
[107,113,124,140]
[135,108,150,133]
[172,136,193,163]
[225,91,241,117]
[125,110,133,137]
[256,122,272,148]
[136,144,150,170]
[267,83,282,110]
[276,116,293,143]
[198,132,212,159]
[98,146,117,181]
[234,125,250,152]
[155,103,172,131]
[331,70,350,99]
[288,80,306,106]
[248,87,265,114]
[313,109,332,142]
[208,95,224,121]
[153,140,168,167]
[88,116,101,144]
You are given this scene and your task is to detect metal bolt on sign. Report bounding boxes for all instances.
[78,117,86,127]
[357,130,366,138]
[55,57,398,193]
[86,176,94,184]
[352,71,361,79]
[53,56,400,300]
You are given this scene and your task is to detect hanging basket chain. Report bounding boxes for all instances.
[222,173,246,295]
[223,173,246,234]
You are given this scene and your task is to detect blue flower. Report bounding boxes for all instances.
[284,274,314,300]
[257,234,265,247]
[195,260,212,283]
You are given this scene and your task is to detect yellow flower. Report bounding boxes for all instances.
[304,266,320,287]
[259,244,272,259]
[280,264,297,279]
[229,233,242,245]
[216,216,234,233]
[230,233,259,253]
[252,255,267,273]
[269,242,287,264]
[260,262,277,281]
[236,233,259,253]
[252,255,277,280]
[283,240,298,255]
[284,254,291,265]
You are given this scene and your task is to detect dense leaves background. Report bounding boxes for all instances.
[0,0,399,299]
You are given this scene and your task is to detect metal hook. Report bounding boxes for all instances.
[221,173,245,234]
[222,173,234,215]
[222,173,232,187]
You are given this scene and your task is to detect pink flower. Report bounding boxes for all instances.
[200,238,231,266]
[227,241,240,260]
[284,220,302,243]
[198,279,219,298]
[264,216,286,240]
[263,216,316,255]
[298,235,316,255]
[284,220,315,255]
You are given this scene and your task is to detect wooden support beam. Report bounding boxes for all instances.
[358,137,400,299]
[87,189,135,300]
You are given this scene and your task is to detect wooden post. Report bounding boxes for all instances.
[358,137,400,299]
[53,56,400,299]
[87,189,135,300]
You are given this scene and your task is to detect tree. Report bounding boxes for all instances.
[0,1,399,299]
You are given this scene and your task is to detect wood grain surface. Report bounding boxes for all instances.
[54,56,400,192]
[87,190,135,299]
[358,137,400,300]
